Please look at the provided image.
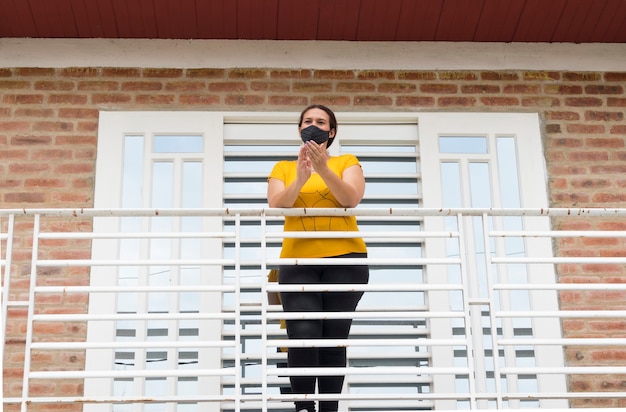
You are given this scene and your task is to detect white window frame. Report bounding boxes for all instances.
[88,111,565,410]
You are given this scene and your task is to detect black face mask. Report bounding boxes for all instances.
[300,125,330,145]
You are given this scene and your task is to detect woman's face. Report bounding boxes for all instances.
[299,108,334,137]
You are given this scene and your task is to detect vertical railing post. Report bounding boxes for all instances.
[21,214,41,412]
[260,209,269,412]
[482,212,505,409]
[233,213,242,412]
[457,212,479,409]
[1,214,15,377]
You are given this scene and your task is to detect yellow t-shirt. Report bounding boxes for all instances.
[268,154,368,258]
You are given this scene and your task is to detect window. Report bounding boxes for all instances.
[89,111,565,410]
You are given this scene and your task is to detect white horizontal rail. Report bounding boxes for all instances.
[2,207,626,412]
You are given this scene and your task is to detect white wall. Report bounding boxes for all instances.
[1,38,626,71]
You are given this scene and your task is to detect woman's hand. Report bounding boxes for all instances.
[297,144,313,184]
[268,144,312,208]
[304,140,329,173]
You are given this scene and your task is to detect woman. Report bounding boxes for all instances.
[267,104,369,412]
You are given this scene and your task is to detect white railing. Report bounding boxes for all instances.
[1,208,626,411]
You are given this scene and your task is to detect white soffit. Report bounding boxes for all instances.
[1,39,625,71]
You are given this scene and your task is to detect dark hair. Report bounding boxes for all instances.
[298,104,338,148]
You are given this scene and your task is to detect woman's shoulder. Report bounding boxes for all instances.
[331,153,360,166]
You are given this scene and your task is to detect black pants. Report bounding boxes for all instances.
[278,253,369,412]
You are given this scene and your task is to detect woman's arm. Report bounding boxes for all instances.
[316,163,365,208]
[306,141,365,208]
[267,145,311,208]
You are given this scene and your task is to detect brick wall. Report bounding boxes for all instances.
[1,67,625,409]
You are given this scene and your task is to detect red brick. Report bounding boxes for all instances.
[91,93,132,104]
[336,82,376,92]
[14,108,55,118]
[585,85,623,94]
[545,111,580,120]
[121,81,163,91]
[4,192,46,203]
[32,121,74,132]
[503,84,541,94]
[269,69,311,79]
[135,94,176,105]
[480,71,519,81]
[208,82,248,92]
[565,97,603,107]
[102,68,141,77]
[224,94,265,105]
[187,68,226,78]
[585,111,624,121]
[354,95,393,106]
[566,124,605,134]
[479,96,519,106]
[357,70,395,80]
[229,68,266,79]
[605,72,626,82]
[439,71,478,81]
[3,94,44,104]
[524,71,560,81]
[0,121,30,132]
[563,72,601,81]
[461,84,500,94]
[178,94,220,105]
[0,80,31,89]
[77,81,119,91]
[378,83,417,93]
[165,81,207,92]
[522,97,560,107]
[268,95,308,106]
[314,70,355,80]
[610,125,626,134]
[250,81,290,92]
[420,84,457,93]
[34,81,75,91]
[396,96,435,107]
[293,82,332,93]
[15,68,56,77]
[397,71,437,80]
[439,97,477,107]
[60,68,98,78]
[544,84,583,94]
[585,137,625,148]
[310,96,351,107]
[143,68,183,78]
[58,108,99,119]
[607,97,626,107]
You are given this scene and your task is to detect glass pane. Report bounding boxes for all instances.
[122,135,144,208]
[439,136,487,154]
[153,135,203,153]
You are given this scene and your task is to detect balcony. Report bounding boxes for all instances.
[2,207,626,411]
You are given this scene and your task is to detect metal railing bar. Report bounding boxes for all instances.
[489,230,626,238]
[38,231,236,239]
[35,258,237,266]
[496,310,626,318]
[264,311,463,320]
[1,206,624,218]
[35,285,238,293]
[500,366,626,374]
[28,369,235,379]
[267,338,467,348]
[498,338,626,345]
[32,313,237,321]
[30,341,235,350]
[263,366,470,376]
[492,256,626,264]
[493,283,626,290]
